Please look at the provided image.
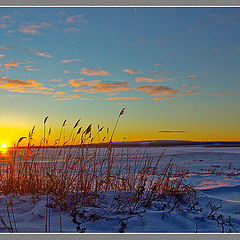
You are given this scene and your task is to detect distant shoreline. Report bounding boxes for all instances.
[10,140,240,149]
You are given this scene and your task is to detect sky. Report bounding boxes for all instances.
[0,7,240,145]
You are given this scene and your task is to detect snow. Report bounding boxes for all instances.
[0,146,240,233]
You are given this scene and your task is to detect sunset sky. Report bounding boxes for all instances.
[0,7,240,145]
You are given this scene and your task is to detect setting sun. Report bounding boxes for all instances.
[1,143,7,149]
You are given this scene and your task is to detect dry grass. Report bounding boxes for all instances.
[0,108,196,229]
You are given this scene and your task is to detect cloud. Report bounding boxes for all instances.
[4,63,18,68]
[106,96,142,100]
[55,94,82,101]
[0,54,5,58]
[186,75,197,79]
[152,89,198,100]
[181,84,200,89]
[18,22,50,35]
[61,59,81,63]
[152,97,164,101]
[49,78,61,82]
[177,90,198,96]
[0,24,6,29]
[87,82,130,93]
[0,46,11,50]
[81,67,110,76]
[0,77,42,93]
[29,49,52,58]
[66,14,87,23]
[122,69,141,75]
[157,131,185,133]
[137,85,183,96]
[0,16,11,20]
[69,79,101,87]
[192,124,201,127]
[23,65,39,71]
[208,93,231,96]
[64,27,81,32]
[135,77,166,83]
[64,70,69,74]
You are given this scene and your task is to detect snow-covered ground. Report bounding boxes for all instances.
[0,146,240,233]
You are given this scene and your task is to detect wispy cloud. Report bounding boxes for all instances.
[106,96,142,100]
[0,46,11,50]
[122,69,142,75]
[0,16,11,20]
[0,24,6,29]
[208,93,231,96]
[0,54,5,58]
[64,28,81,32]
[18,22,50,35]
[29,48,52,58]
[186,75,197,79]
[66,14,87,23]
[86,81,130,93]
[55,94,82,101]
[0,77,42,93]
[152,89,198,100]
[135,77,166,83]
[69,79,101,87]
[22,65,39,71]
[137,85,183,96]
[181,84,200,89]
[61,59,81,63]
[81,67,110,76]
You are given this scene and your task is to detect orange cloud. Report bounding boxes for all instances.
[137,85,183,96]
[66,15,87,23]
[106,97,142,100]
[181,84,200,89]
[55,94,82,101]
[69,79,101,87]
[4,63,18,68]
[81,67,109,76]
[152,89,198,100]
[18,23,50,35]
[186,75,197,79]
[29,49,52,58]
[0,77,42,93]
[135,77,166,83]
[0,24,6,29]
[152,97,164,101]
[0,46,11,50]
[23,65,39,71]
[208,93,231,97]
[177,90,198,96]
[122,69,141,75]
[0,55,5,58]
[61,59,81,63]
[88,82,130,93]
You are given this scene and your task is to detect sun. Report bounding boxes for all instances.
[1,143,7,149]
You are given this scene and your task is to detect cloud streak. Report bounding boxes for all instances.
[61,59,81,63]
[137,85,183,96]
[81,67,110,76]
[106,96,142,100]
[29,49,52,58]
[123,69,142,75]
[18,22,50,35]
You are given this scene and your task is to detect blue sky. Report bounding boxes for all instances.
[0,7,240,144]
